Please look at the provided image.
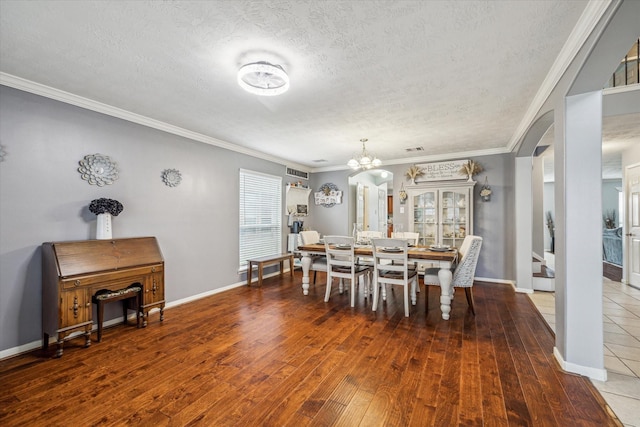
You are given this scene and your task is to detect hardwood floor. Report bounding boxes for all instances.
[0,272,620,426]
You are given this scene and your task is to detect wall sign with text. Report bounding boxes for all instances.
[315,183,343,208]
[415,159,469,182]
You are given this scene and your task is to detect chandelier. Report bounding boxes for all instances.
[347,138,382,170]
[237,61,290,96]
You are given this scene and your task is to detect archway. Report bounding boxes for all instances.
[348,169,393,237]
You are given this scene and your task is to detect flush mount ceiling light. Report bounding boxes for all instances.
[237,61,290,96]
[347,138,382,170]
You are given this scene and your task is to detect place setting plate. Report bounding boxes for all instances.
[382,247,403,253]
[429,245,452,252]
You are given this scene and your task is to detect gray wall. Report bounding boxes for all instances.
[0,86,294,353]
[0,85,517,354]
[310,153,516,282]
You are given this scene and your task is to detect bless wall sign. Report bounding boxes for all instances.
[416,159,468,182]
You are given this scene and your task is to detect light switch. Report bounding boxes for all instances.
[400,207,405,214]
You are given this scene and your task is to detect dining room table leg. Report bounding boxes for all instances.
[301,252,311,295]
[439,266,453,320]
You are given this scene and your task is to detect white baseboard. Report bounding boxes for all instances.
[474,277,515,285]
[0,314,139,360]
[472,277,532,293]
[0,268,293,361]
[0,341,44,360]
[553,347,607,381]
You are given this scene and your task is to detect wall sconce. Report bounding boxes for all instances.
[480,177,492,202]
[399,183,407,204]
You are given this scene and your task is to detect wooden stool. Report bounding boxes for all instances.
[247,253,295,287]
[92,285,142,342]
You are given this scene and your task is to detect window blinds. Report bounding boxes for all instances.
[239,169,282,267]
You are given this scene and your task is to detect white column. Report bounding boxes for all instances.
[554,91,606,380]
[515,156,533,293]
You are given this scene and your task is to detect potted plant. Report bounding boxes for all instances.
[546,211,555,253]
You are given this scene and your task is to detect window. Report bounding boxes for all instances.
[239,169,282,268]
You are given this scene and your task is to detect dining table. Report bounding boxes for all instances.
[296,243,459,320]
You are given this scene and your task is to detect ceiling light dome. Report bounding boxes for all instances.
[237,61,290,96]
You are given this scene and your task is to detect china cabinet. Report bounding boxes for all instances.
[407,181,475,248]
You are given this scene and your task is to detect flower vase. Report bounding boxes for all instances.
[96,213,112,239]
[467,174,473,182]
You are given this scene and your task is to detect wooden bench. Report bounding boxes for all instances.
[92,285,142,342]
[247,253,295,287]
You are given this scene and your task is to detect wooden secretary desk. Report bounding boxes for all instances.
[42,237,165,357]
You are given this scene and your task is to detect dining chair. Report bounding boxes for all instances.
[299,230,327,284]
[391,231,420,245]
[357,230,384,243]
[390,231,421,276]
[371,238,419,317]
[353,230,385,286]
[423,235,483,314]
[324,236,372,307]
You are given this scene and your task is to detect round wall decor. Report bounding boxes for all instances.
[78,153,119,186]
[161,168,182,187]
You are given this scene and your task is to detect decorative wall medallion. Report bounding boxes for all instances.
[0,144,7,162]
[314,183,342,207]
[161,168,182,187]
[78,154,119,186]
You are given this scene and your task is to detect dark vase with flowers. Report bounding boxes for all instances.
[89,198,123,239]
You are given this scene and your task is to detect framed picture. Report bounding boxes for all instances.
[297,204,308,215]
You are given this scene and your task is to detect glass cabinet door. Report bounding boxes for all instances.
[412,190,437,246]
[440,189,468,248]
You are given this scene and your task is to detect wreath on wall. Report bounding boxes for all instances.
[315,183,342,208]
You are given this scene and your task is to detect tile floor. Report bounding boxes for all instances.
[528,278,640,427]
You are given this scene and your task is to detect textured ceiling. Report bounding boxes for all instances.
[0,0,625,171]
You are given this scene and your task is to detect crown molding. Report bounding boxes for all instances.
[310,146,511,173]
[506,0,613,153]
[0,72,310,173]
[0,72,512,175]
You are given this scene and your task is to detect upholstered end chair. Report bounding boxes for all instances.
[423,235,483,314]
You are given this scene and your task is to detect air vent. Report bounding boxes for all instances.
[285,166,309,180]
[312,159,328,163]
[405,147,425,152]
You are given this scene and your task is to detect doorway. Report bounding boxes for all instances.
[626,163,640,288]
[348,169,393,235]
